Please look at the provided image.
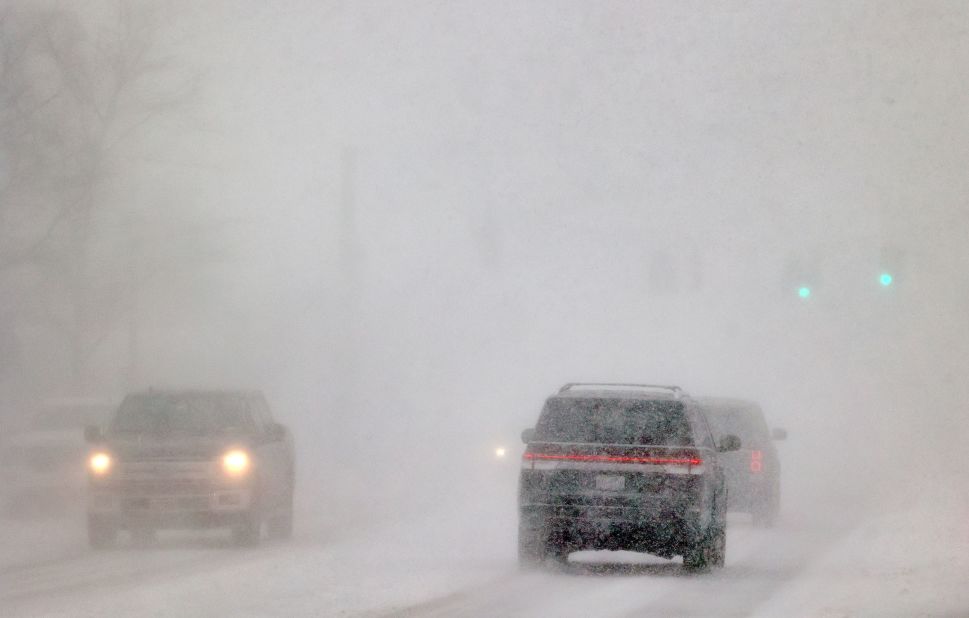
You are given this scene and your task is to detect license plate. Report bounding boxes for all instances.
[595,475,625,491]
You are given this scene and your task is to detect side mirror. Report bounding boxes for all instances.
[521,428,536,444]
[718,434,741,452]
[84,425,104,444]
[265,422,287,442]
[771,427,787,441]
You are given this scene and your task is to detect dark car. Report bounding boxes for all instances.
[85,390,294,548]
[518,383,741,571]
[698,397,786,526]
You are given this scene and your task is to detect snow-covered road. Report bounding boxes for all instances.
[1,481,965,617]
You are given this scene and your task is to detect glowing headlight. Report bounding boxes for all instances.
[222,449,250,476]
[89,452,112,475]
[495,447,507,459]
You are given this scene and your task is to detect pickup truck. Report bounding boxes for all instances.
[85,389,294,547]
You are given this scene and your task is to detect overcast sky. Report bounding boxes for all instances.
[18,0,963,497]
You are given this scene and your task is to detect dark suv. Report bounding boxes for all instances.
[85,390,294,548]
[518,384,740,571]
[698,398,785,526]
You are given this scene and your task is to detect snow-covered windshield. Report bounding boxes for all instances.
[111,394,253,435]
[535,398,692,446]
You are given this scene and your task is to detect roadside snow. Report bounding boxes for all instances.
[754,483,969,617]
[0,509,87,570]
[0,497,516,617]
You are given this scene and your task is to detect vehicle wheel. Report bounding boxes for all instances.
[267,491,294,541]
[710,521,726,568]
[683,538,713,572]
[232,510,261,547]
[683,519,722,573]
[518,520,548,569]
[712,490,728,568]
[545,537,571,569]
[88,515,118,549]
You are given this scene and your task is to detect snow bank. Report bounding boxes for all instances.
[755,484,969,617]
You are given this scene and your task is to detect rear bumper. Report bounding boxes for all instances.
[520,501,694,523]
[520,501,704,556]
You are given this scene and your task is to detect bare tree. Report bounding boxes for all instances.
[0,2,210,393]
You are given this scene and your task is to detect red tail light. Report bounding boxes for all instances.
[750,450,763,473]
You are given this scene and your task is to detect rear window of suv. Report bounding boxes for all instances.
[535,397,693,446]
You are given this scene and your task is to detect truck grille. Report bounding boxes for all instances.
[123,495,211,511]
[116,478,214,495]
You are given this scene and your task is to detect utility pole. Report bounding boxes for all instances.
[332,146,362,459]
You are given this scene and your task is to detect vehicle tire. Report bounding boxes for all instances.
[709,521,726,568]
[518,519,548,569]
[711,489,728,568]
[267,490,294,541]
[683,518,722,573]
[232,509,261,547]
[682,542,709,572]
[88,515,118,549]
[545,535,571,569]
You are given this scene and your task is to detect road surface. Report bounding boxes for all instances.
[3,484,964,618]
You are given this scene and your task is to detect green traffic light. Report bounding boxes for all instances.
[879,273,893,286]
[798,286,811,298]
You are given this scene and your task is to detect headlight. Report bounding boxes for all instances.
[89,452,112,475]
[222,449,250,476]
[495,447,507,459]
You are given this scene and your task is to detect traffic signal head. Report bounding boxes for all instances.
[798,286,811,299]
[879,272,893,287]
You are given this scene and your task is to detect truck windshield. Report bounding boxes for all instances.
[535,398,692,446]
[111,394,253,435]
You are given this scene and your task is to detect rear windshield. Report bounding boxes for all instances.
[535,397,693,446]
[111,394,254,435]
[704,406,768,445]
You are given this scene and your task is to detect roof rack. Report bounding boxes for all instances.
[557,383,684,397]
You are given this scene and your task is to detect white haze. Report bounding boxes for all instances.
[1,0,967,615]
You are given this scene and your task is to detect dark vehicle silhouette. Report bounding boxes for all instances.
[518,384,740,571]
[698,397,786,527]
[85,390,294,548]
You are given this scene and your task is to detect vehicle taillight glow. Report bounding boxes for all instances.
[523,452,702,466]
[750,450,763,473]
